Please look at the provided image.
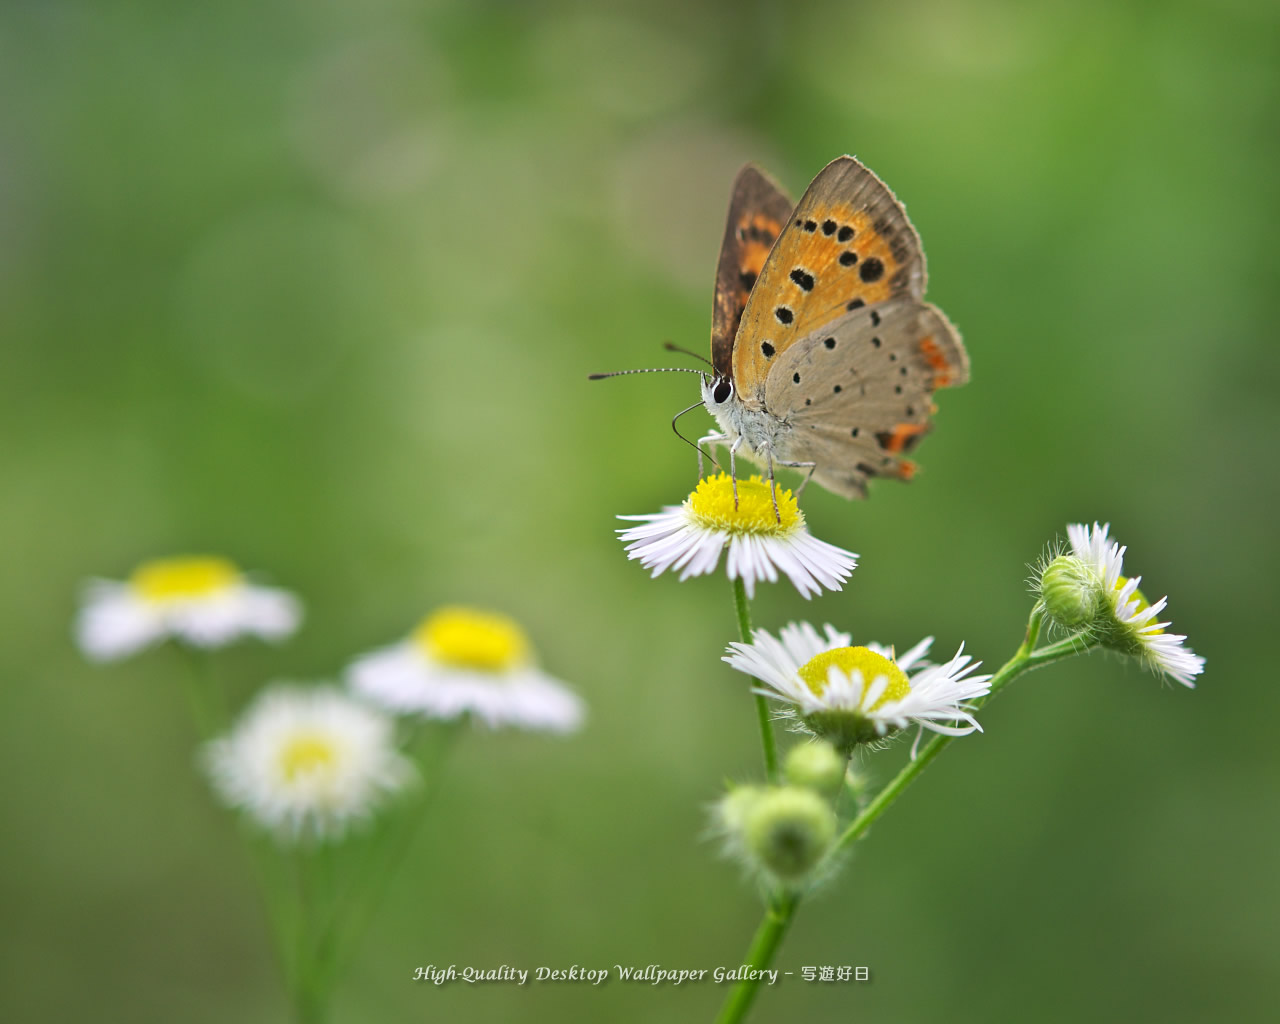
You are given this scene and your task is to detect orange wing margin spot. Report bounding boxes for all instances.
[875,422,930,454]
[919,336,957,388]
[750,213,782,237]
[735,214,783,290]
[895,460,918,480]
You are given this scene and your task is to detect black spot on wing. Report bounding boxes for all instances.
[789,268,815,291]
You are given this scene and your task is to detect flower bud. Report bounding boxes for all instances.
[1039,554,1104,628]
[742,786,836,884]
[783,741,846,796]
[713,785,765,835]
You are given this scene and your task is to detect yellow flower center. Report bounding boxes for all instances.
[130,556,242,603]
[798,646,911,708]
[687,474,801,535]
[413,606,530,672]
[1116,576,1162,634]
[279,733,339,782]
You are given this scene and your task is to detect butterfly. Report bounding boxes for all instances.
[697,156,969,502]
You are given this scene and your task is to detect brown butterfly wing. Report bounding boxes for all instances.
[732,156,927,402]
[710,164,794,378]
[764,298,968,498]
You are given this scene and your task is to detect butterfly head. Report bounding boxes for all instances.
[701,373,734,410]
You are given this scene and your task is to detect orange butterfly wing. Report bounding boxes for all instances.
[731,156,926,401]
[710,165,794,378]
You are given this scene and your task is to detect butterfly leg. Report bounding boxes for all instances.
[728,435,744,509]
[758,441,782,523]
[695,431,728,483]
[776,458,818,497]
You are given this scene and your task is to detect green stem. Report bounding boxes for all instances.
[178,645,229,739]
[732,577,779,784]
[240,830,302,1008]
[831,628,1090,857]
[713,892,798,1024]
[293,850,314,1022]
[319,721,462,984]
[291,843,339,1024]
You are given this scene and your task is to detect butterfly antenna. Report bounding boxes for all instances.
[662,341,713,368]
[587,367,707,380]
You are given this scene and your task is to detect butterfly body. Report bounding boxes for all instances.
[701,157,968,499]
[699,375,787,457]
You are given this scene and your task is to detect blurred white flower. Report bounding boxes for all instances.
[1066,522,1204,687]
[618,474,857,599]
[204,685,413,843]
[347,607,584,733]
[76,556,301,661]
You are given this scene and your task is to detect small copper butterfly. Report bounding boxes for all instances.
[698,156,969,500]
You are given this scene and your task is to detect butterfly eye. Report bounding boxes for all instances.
[712,379,733,404]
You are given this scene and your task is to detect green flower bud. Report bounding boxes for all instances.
[783,741,846,796]
[743,786,836,884]
[1040,554,1104,628]
[714,785,764,834]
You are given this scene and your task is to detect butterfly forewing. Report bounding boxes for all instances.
[764,298,967,498]
[710,165,794,378]
[731,156,927,401]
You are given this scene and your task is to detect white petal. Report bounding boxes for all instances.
[75,583,167,661]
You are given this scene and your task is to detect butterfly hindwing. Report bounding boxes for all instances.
[710,164,794,378]
[764,297,967,498]
[731,156,927,402]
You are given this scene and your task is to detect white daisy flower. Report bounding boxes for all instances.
[76,556,302,662]
[724,622,991,755]
[1066,522,1204,687]
[617,473,857,599]
[204,685,413,843]
[347,606,584,733]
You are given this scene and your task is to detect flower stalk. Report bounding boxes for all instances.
[732,577,779,784]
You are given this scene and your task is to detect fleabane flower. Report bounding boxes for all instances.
[1065,522,1204,687]
[204,685,413,843]
[347,606,584,733]
[725,622,991,755]
[617,474,857,599]
[76,556,301,661]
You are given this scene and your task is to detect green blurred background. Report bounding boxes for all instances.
[3,0,1278,1020]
